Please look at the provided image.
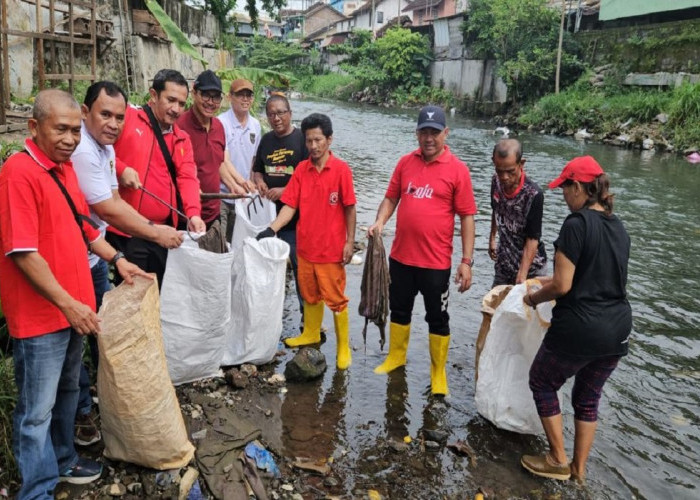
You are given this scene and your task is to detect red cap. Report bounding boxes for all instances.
[548,156,604,189]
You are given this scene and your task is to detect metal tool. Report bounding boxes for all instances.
[139,185,194,239]
[200,192,257,200]
[246,194,264,219]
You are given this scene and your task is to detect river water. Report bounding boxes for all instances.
[268,98,700,499]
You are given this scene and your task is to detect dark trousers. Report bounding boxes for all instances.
[388,257,451,335]
[106,233,168,289]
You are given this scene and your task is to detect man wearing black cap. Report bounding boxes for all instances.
[176,69,230,227]
[368,105,477,396]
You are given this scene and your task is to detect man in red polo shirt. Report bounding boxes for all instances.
[368,105,477,396]
[0,89,147,497]
[109,69,205,286]
[257,113,356,369]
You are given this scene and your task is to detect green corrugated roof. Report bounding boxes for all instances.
[600,0,700,21]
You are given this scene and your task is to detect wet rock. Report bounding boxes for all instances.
[424,440,440,450]
[643,138,655,150]
[104,483,126,496]
[655,113,669,124]
[240,364,258,377]
[281,484,294,491]
[423,429,448,443]
[126,482,142,495]
[324,477,340,487]
[55,492,69,500]
[141,472,157,496]
[225,368,249,389]
[388,440,410,453]
[284,347,327,382]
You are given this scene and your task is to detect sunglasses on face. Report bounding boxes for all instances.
[266,110,290,119]
[232,91,254,99]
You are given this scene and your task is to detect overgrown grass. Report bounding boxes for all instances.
[519,78,700,150]
[0,332,18,492]
[297,73,361,101]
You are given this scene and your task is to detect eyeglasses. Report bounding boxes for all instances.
[232,91,254,100]
[266,110,290,119]
[198,91,222,104]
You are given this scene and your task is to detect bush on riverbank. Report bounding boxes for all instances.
[297,73,361,101]
[519,76,700,151]
[0,341,18,491]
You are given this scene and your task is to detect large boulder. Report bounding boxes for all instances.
[284,347,327,382]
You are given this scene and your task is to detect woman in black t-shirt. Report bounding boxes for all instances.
[520,156,632,484]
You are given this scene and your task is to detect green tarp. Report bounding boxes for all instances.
[600,0,700,21]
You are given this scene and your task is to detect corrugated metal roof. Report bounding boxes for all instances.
[403,0,442,13]
[599,0,700,21]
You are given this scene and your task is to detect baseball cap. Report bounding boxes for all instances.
[548,156,605,189]
[416,105,446,131]
[230,78,254,93]
[193,70,222,92]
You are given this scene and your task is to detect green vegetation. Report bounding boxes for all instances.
[519,76,700,150]
[298,73,360,101]
[0,318,16,490]
[0,141,23,166]
[462,0,584,104]
[145,0,208,67]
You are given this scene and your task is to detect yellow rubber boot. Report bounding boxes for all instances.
[429,333,450,396]
[333,308,352,370]
[374,322,411,374]
[285,301,324,347]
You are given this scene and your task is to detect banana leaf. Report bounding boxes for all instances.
[145,0,208,67]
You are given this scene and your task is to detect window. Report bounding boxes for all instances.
[376,11,384,24]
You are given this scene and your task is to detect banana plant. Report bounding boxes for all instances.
[145,0,208,67]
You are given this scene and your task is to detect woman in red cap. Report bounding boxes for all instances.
[520,156,632,484]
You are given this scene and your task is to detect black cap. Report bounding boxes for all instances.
[193,70,222,92]
[416,105,446,131]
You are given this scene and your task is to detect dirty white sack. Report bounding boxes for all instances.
[230,197,276,251]
[475,282,554,435]
[222,237,289,365]
[161,238,234,384]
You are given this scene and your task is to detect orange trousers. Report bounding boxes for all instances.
[297,254,348,312]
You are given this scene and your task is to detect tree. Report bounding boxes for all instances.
[189,0,287,31]
[463,0,584,103]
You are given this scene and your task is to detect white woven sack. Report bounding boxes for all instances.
[160,239,234,384]
[230,197,276,251]
[475,282,554,434]
[222,237,289,365]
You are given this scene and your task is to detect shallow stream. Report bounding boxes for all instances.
[268,98,700,499]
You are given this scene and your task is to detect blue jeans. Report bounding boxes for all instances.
[77,260,109,415]
[278,229,303,317]
[13,328,82,500]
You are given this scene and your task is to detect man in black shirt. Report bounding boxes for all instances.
[253,95,308,326]
[489,139,547,286]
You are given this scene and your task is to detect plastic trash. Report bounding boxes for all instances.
[245,442,281,478]
[686,152,700,164]
[187,480,203,500]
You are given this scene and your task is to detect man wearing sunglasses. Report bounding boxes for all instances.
[218,78,261,242]
[177,70,237,228]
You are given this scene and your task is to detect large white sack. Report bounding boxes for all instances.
[475,282,554,435]
[161,239,235,384]
[222,237,289,366]
[230,197,276,251]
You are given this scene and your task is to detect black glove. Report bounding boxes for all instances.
[256,227,276,240]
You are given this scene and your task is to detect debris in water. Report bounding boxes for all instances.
[368,490,382,500]
[292,458,331,475]
[403,435,412,444]
[245,441,281,478]
[447,439,478,466]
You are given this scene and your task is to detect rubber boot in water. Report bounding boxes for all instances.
[333,308,352,369]
[285,301,324,347]
[374,322,411,374]
[429,333,450,396]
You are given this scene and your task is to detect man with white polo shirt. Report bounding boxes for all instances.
[218,78,260,242]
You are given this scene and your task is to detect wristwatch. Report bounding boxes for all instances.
[460,257,474,267]
[109,251,125,266]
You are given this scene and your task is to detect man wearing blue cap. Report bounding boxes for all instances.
[368,105,477,396]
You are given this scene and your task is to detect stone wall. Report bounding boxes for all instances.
[576,19,700,73]
[2,0,232,99]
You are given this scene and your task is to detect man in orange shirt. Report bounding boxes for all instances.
[257,113,356,369]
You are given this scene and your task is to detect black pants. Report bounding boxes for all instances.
[106,233,168,289]
[389,257,451,335]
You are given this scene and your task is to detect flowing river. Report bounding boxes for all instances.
[266,97,700,499]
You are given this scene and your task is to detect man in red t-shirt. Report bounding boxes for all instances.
[257,113,357,369]
[0,89,147,494]
[368,105,477,396]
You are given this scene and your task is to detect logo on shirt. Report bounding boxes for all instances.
[249,132,256,144]
[406,181,433,199]
[109,159,114,175]
[329,192,339,205]
[135,128,143,137]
